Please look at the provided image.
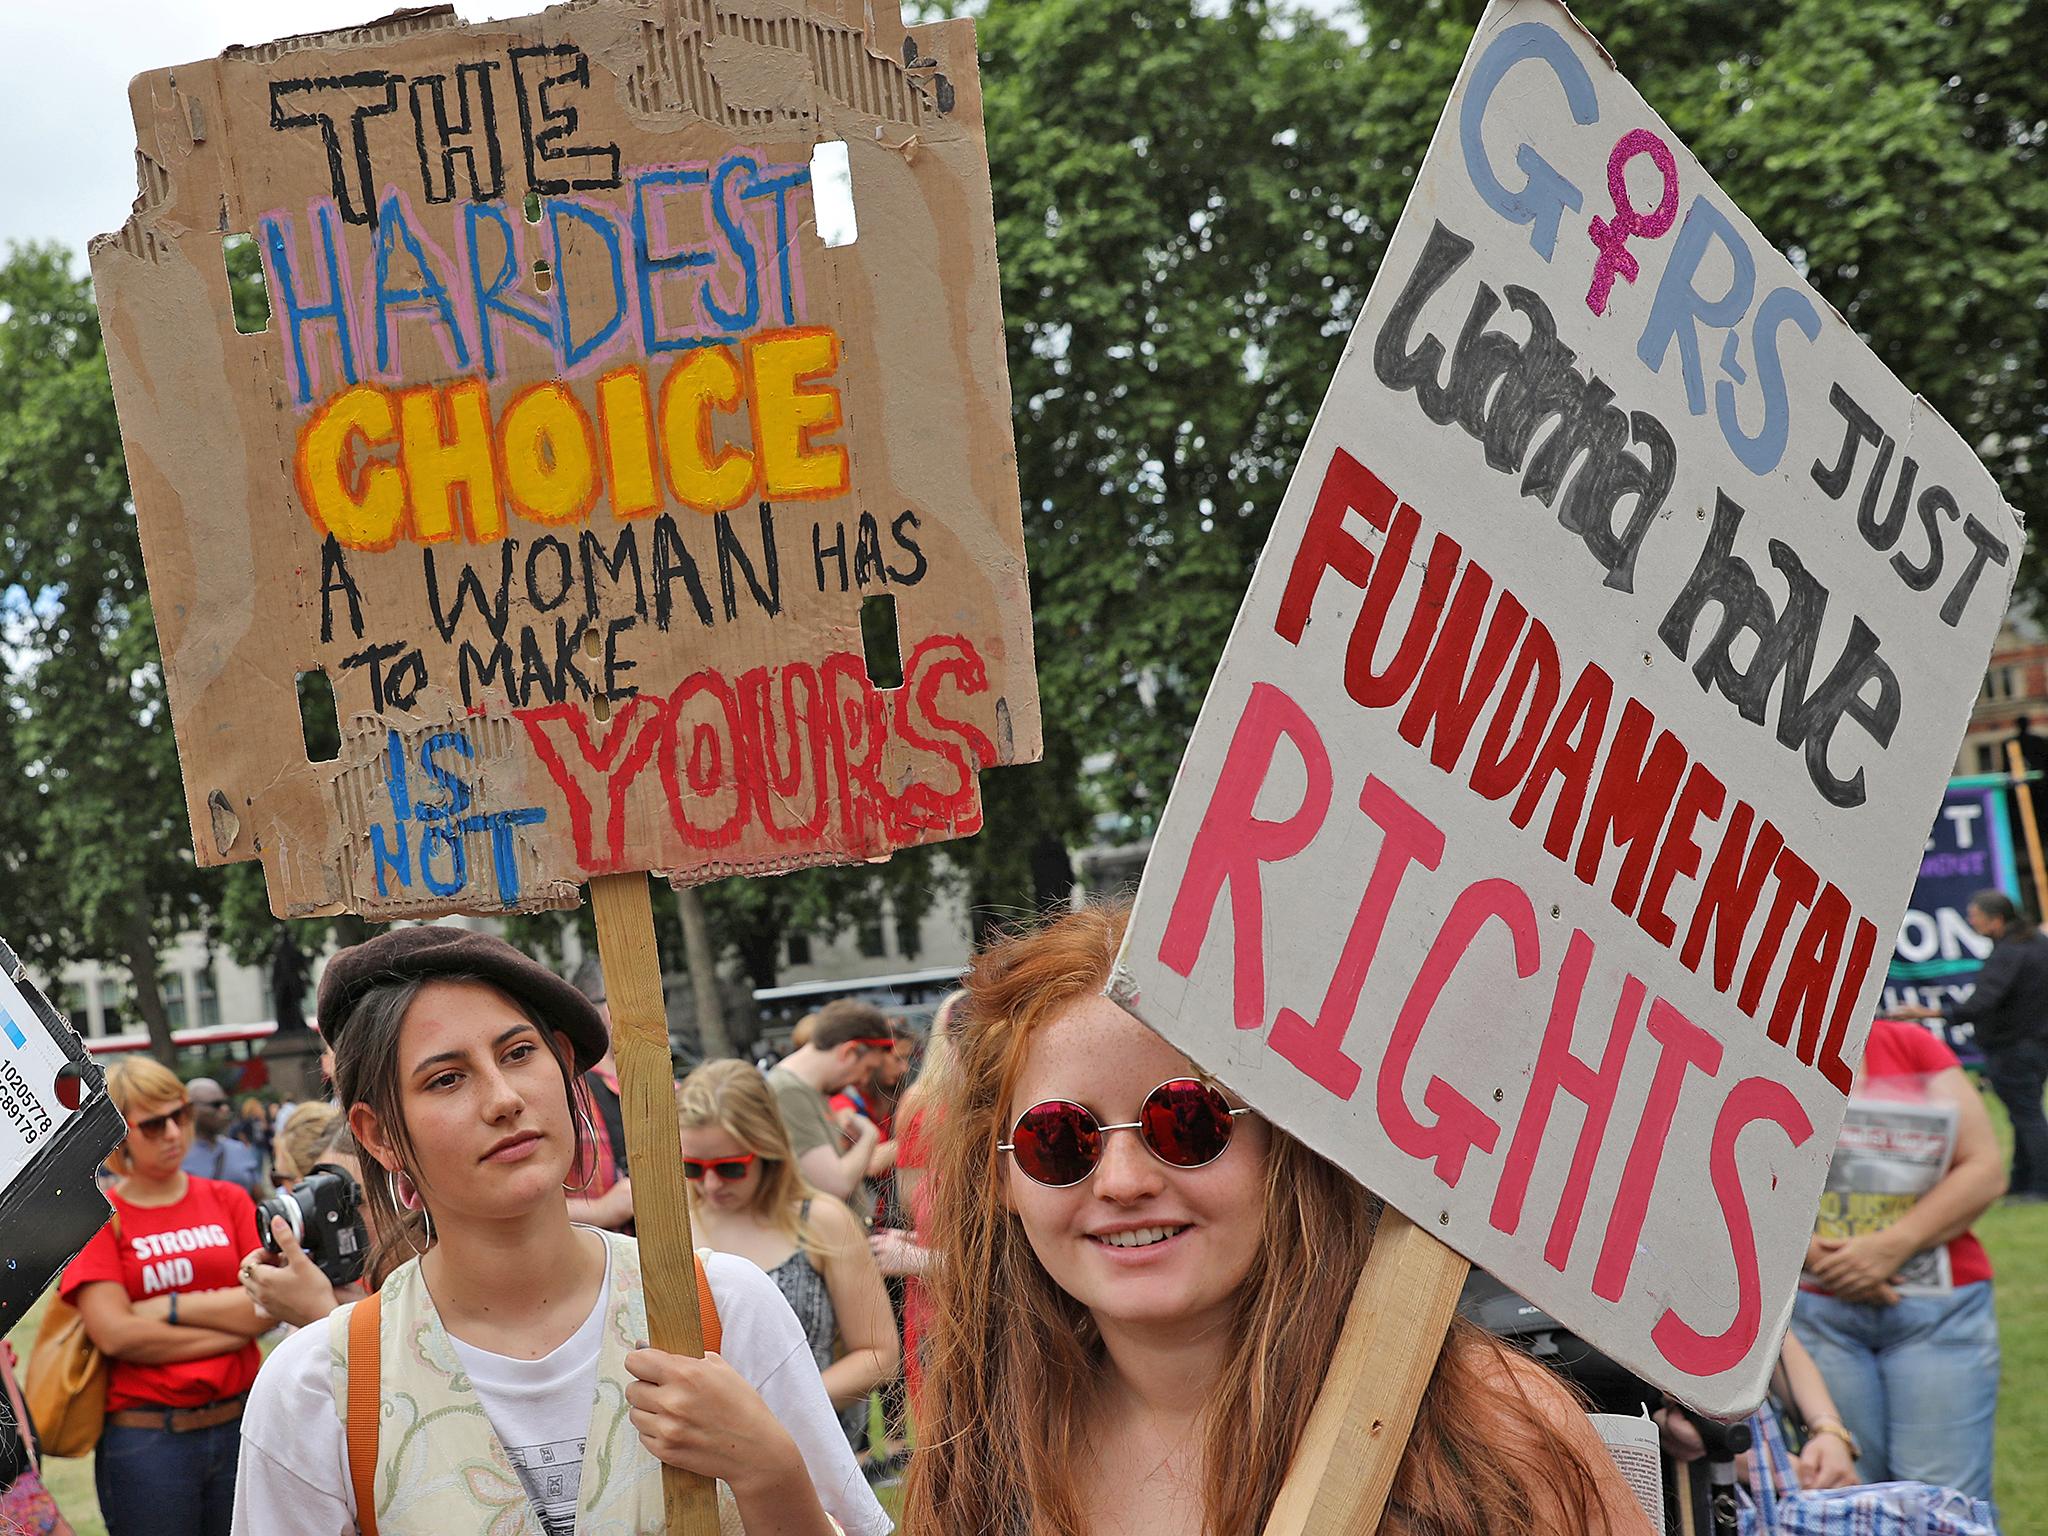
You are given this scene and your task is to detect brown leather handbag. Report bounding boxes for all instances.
[22,1213,119,1459]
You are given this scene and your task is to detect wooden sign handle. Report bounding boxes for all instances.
[591,871,720,1536]
[1261,1207,1471,1536]
[2006,740,2048,921]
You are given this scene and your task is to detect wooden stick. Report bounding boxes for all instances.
[2007,740,2048,921]
[591,871,719,1536]
[1261,1208,1471,1536]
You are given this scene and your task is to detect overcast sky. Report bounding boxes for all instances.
[0,1,546,260]
[0,0,1359,261]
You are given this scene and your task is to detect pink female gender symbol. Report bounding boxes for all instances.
[1585,128,1679,316]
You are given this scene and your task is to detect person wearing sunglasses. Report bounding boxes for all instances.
[900,904,1649,1536]
[767,999,901,1215]
[679,1060,899,1446]
[58,1056,271,1536]
[229,926,889,1536]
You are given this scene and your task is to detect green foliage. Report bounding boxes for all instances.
[980,0,1375,840]
[0,244,210,1055]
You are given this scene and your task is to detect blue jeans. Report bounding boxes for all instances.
[1791,1281,1998,1502]
[94,1417,241,1536]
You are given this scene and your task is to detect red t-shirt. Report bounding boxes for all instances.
[1811,1020,1993,1291]
[59,1177,263,1411]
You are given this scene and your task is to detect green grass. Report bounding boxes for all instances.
[1978,1087,2047,1529]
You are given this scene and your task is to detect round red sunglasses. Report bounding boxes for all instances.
[682,1153,759,1182]
[999,1078,1253,1188]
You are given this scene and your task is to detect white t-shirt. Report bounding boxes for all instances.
[232,1245,890,1536]
[448,1261,609,1535]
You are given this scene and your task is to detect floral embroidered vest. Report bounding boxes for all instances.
[328,1229,743,1535]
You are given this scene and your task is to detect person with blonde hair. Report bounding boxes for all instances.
[678,1058,899,1444]
[59,1056,271,1536]
[267,1100,344,1185]
[902,904,1649,1536]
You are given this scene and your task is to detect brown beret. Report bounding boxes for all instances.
[316,926,610,1071]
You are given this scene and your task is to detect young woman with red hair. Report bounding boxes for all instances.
[902,904,1648,1536]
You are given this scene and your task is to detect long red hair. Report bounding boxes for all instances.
[902,903,1618,1536]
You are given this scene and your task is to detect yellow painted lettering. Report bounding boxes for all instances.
[295,384,405,550]
[400,380,502,543]
[750,327,848,500]
[500,382,599,527]
[597,367,662,520]
[659,347,753,514]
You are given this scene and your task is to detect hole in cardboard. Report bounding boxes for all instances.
[222,232,269,335]
[810,141,857,248]
[860,593,902,688]
[532,257,553,294]
[523,190,542,224]
[297,669,340,763]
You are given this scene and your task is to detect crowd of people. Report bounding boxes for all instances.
[6,892,2033,1534]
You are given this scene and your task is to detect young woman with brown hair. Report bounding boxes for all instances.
[676,1058,898,1444]
[902,904,1649,1536]
[231,927,887,1536]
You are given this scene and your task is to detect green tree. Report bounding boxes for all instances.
[972,0,2048,871]
[0,244,213,1063]
[976,0,1377,852]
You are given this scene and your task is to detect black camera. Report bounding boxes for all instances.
[258,1162,368,1286]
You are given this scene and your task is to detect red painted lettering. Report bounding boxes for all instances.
[1592,998,1723,1302]
[1397,566,1528,773]
[1650,1075,1812,1377]
[1268,775,1445,1097]
[1376,877,1526,1186]
[1574,699,1686,913]
[1489,930,1645,1277]
[1345,508,1460,710]
[1510,661,1614,860]
[1275,447,1395,644]
[1636,762,1726,947]
[1158,683,1333,1030]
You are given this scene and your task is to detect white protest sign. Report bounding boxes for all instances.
[0,967,83,1185]
[0,936,124,1336]
[1112,0,2021,1416]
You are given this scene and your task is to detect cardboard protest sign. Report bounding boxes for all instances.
[91,0,1039,922]
[1112,0,2021,1415]
[1880,777,2017,1061]
[0,938,125,1333]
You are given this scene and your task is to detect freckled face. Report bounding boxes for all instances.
[1004,995,1268,1334]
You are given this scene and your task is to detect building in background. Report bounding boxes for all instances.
[1957,613,2048,776]
[47,889,975,1066]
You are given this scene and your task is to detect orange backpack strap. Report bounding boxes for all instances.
[345,1292,382,1536]
[693,1252,721,1355]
